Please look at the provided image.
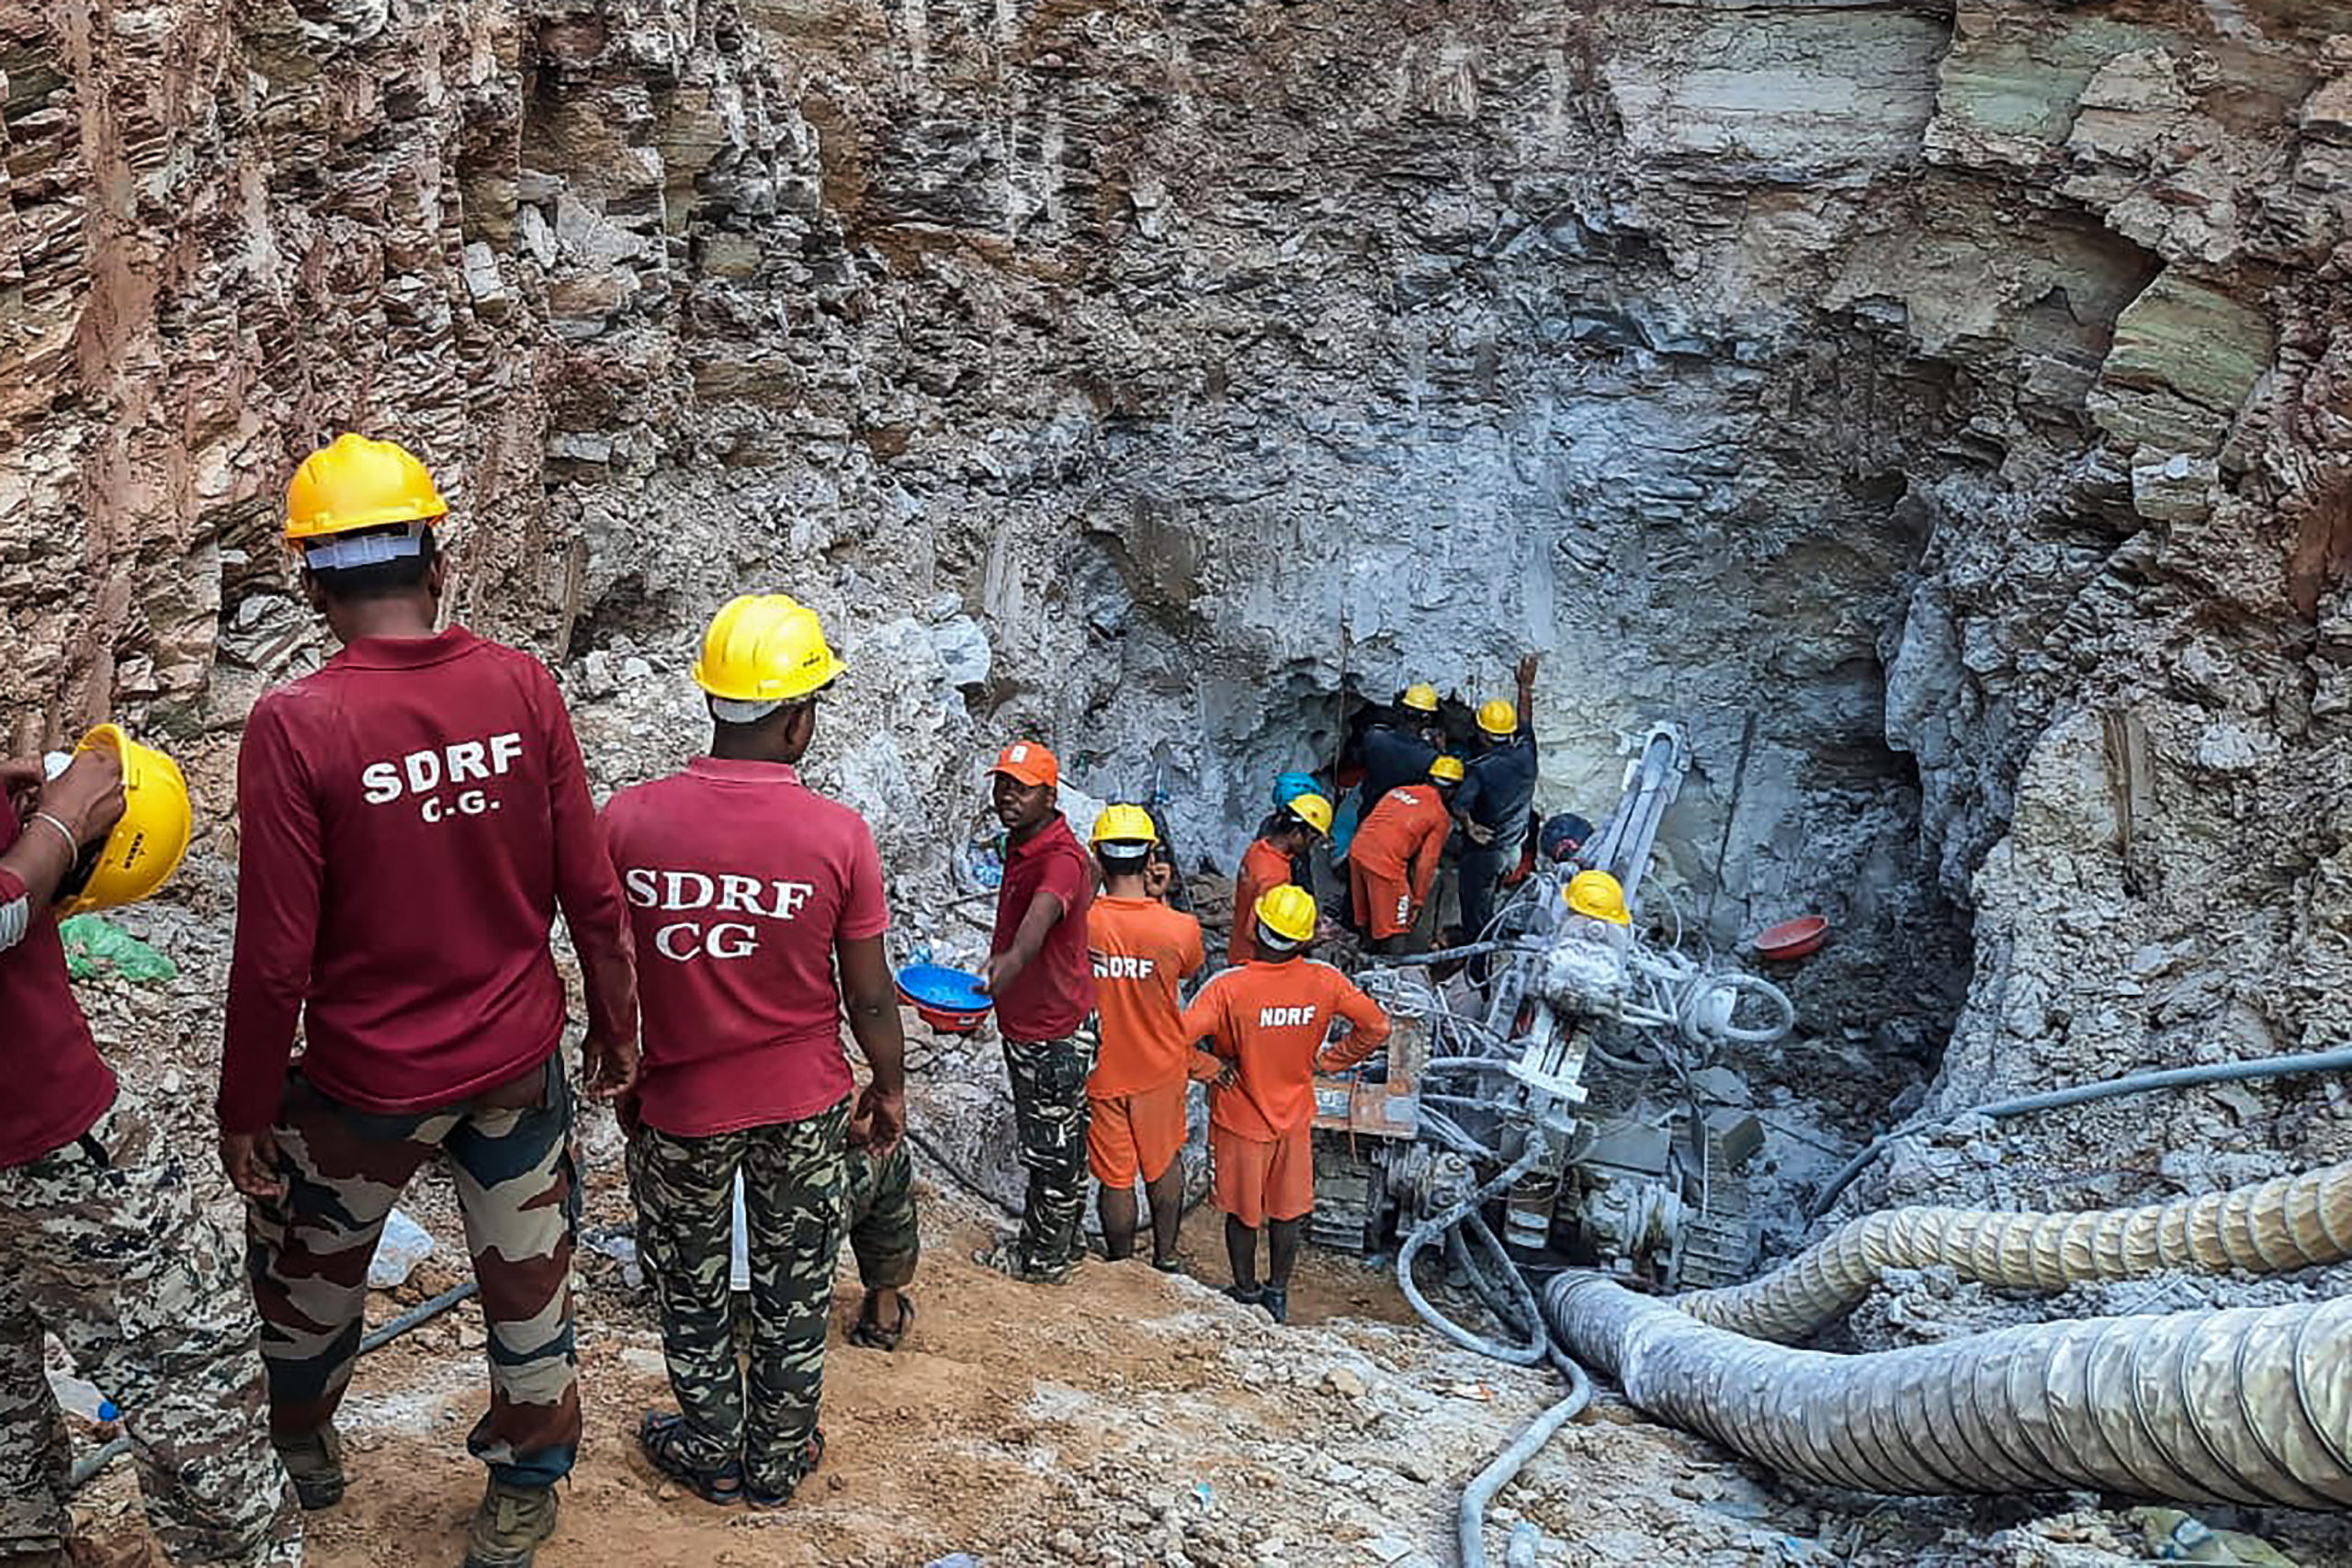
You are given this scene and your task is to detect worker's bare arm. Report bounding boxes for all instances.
[838,933,908,1157]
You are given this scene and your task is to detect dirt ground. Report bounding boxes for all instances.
[51,931,2352,1568]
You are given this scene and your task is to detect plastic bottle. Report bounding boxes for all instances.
[49,1371,118,1424]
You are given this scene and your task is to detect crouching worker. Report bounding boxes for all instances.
[2,736,302,1568]
[221,435,638,1568]
[842,1105,920,1352]
[1228,791,1331,965]
[1349,756,1462,955]
[603,594,906,1509]
[1084,807,1206,1271]
[1180,886,1388,1324]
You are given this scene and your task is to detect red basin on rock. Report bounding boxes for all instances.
[1755,915,1829,961]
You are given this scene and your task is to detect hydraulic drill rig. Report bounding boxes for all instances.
[1309,722,1795,1289]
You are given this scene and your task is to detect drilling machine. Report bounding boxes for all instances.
[1309,722,1795,1288]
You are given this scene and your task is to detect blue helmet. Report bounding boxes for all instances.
[1272,771,1323,810]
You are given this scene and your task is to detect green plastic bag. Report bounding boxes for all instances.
[58,917,178,984]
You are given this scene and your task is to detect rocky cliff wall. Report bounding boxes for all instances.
[6,0,2350,1218]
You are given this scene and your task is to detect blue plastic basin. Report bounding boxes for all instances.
[896,963,992,1015]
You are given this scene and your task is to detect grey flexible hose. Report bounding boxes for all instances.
[1548,1272,2352,1506]
[1396,1146,1554,1366]
[1458,1373,1595,1568]
[1688,1160,2352,1343]
[1809,1046,2352,1222]
[1381,939,1531,968]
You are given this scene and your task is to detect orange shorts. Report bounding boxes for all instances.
[1350,861,1414,940]
[1086,1077,1189,1188]
[1211,1122,1314,1228]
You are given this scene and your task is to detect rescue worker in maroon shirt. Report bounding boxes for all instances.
[601,594,907,1510]
[218,435,639,1568]
[973,740,1098,1284]
[0,736,303,1568]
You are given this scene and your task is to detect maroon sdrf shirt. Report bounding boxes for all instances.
[0,808,117,1168]
[220,626,638,1135]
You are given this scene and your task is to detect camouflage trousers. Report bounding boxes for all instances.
[1003,1031,1096,1278]
[246,1057,580,1488]
[843,1143,918,1292]
[0,1088,301,1565]
[627,1099,848,1499]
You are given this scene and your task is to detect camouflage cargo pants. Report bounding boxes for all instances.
[627,1099,848,1500]
[0,1087,301,1564]
[1003,1032,1096,1277]
[246,1057,580,1487]
[843,1143,917,1292]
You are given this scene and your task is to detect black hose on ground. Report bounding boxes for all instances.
[906,1122,1215,1241]
[73,1278,485,1494]
[906,1123,1024,1221]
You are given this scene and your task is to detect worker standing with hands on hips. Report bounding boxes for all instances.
[219,434,639,1568]
[602,593,906,1510]
[1349,756,1463,954]
[1083,807,1207,1272]
[1181,886,1389,1325]
[975,740,1098,1284]
[0,735,304,1568]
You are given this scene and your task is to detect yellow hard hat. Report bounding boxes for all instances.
[1285,791,1334,836]
[1254,884,1318,946]
[1091,804,1161,846]
[285,434,447,543]
[57,726,192,918]
[694,593,845,706]
[1476,700,1518,739]
[1399,682,1440,715]
[1566,869,1630,927]
[1429,754,1465,785]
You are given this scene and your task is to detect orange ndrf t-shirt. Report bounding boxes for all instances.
[1227,838,1295,965]
[1178,959,1390,1140]
[1085,896,1207,1097]
[1349,785,1452,908]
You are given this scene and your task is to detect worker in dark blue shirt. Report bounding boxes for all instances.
[1356,682,1444,808]
[1453,655,1540,978]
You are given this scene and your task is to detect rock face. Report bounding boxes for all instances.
[6,0,2352,1327]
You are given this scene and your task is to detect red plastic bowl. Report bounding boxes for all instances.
[909,1001,989,1034]
[1754,915,1829,961]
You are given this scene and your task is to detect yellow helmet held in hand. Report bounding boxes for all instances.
[1399,682,1440,715]
[1254,884,1318,947]
[1476,700,1518,738]
[285,434,448,543]
[1566,869,1630,927]
[1091,804,1161,846]
[1429,754,1465,785]
[1285,791,1334,836]
[694,594,846,706]
[57,726,193,917]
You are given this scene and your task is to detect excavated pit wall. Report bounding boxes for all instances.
[6,0,2352,1341]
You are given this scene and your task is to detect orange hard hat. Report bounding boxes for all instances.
[989,739,1058,788]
